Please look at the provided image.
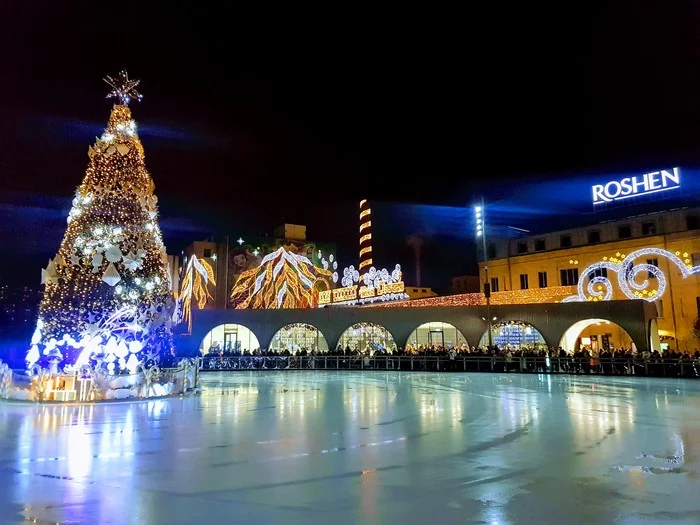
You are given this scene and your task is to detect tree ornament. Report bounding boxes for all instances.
[103,70,143,106]
[104,244,123,263]
[41,259,59,285]
[91,252,104,272]
[116,144,130,156]
[102,263,121,287]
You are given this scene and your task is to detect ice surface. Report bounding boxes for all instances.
[1,372,700,524]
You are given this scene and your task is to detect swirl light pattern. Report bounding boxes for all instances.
[563,247,700,303]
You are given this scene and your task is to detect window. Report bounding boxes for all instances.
[487,243,497,259]
[588,230,601,244]
[519,273,529,289]
[538,271,548,288]
[618,225,632,239]
[490,277,499,292]
[559,234,572,248]
[560,268,579,286]
[588,267,608,280]
[687,215,699,230]
[696,297,700,318]
[517,241,528,254]
[421,289,426,293]
[656,300,664,319]
[646,258,659,279]
[693,253,700,267]
[642,221,656,235]
[535,239,546,251]
[203,248,212,258]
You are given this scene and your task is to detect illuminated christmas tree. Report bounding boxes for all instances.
[26,71,174,374]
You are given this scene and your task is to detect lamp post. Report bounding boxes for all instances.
[475,198,493,348]
[211,253,218,306]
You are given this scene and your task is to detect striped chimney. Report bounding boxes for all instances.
[359,199,373,278]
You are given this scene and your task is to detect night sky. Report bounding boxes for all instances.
[1,3,700,293]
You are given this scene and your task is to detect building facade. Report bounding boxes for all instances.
[184,300,657,356]
[479,207,700,352]
[405,286,438,300]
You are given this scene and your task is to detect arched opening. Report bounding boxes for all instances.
[337,322,396,354]
[559,319,635,354]
[199,323,261,355]
[405,321,468,351]
[269,323,329,354]
[479,321,546,350]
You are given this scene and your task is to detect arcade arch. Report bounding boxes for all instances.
[336,323,396,354]
[199,323,261,355]
[559,319,635,354]
[405,321,468,350]
[269,323,329,354]
[479,321,546,350]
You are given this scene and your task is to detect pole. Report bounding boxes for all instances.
[224,235,229,310]
[480,196,493,348]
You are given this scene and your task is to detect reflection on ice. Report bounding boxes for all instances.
[1,372,700,524]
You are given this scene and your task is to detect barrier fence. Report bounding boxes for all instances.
[199,355,700,378]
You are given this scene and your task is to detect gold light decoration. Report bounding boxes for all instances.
[230,246,332,309]
[179,255,216,331]
[367,285,577,308]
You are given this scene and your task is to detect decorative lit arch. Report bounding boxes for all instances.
[269,323,329,354]
[479,321,546,350]
[558,318,635,354]
[199,323,261,355]
[337,322,396,354]
[405,321,468,350]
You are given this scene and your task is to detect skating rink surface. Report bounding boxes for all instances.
[1,371,699,524]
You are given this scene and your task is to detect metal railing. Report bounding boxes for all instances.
[198,355,700,378]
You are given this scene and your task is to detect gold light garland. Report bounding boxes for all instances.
[368,285,577,308]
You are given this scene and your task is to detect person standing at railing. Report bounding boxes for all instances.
[448,348,456,371]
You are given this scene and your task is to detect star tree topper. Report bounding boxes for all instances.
[103,70,143,105]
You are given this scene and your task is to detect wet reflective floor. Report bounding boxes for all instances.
[1,372,700,524]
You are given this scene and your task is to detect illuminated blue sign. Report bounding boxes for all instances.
[592,167,680,205]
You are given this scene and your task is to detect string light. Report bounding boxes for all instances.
[368,286,577,308]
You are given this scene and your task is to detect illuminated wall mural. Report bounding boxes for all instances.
[177,254,215,331]
[230,246,333,309]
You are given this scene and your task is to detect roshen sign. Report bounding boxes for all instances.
[592,167,680,205]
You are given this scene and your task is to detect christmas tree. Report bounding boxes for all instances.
[26,71,174,374]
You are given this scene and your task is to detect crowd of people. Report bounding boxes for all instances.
[200,342,700,377]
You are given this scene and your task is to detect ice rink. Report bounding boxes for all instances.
[1,371,699,524]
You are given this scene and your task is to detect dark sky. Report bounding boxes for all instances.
[1,2,700,292]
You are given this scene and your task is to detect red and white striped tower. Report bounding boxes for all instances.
[359,199,373,279]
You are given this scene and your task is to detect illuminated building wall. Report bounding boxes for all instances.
[479,207,700,352]
[359,199,373,278]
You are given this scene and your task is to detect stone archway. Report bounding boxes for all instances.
[199,323,261,354]
[337,322,396,354]
[559,318,635,354]
[268,323,329,354]
[479,320,546,350]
